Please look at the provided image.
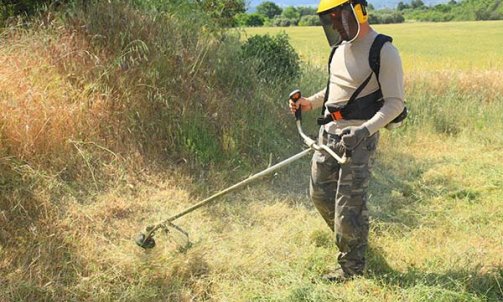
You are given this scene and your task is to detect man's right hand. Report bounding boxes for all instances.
[289,97,312,115]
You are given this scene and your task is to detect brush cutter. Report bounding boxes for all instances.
[135,90,350,250]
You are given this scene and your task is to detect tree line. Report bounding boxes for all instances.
[236,1,406,27]
[399,0,503,22]
[237,0,502,27]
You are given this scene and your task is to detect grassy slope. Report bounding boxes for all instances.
[1,14,503,302]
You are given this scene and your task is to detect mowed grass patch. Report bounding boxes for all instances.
[5,145,497,301]
[3,130,501,300]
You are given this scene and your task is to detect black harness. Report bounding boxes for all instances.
[318,34,399,125]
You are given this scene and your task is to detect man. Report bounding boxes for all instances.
[289,0,405,282]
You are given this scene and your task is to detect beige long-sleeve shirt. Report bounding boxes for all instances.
[307,29,404,135]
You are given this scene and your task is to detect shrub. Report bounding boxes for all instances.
[241,33,300,83]
[271,16,296,26]
[369,11,405,24]
[298,15,321,26]
[1,0,54,24]
[236,13,265,27]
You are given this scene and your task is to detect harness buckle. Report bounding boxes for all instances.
[331,111,344,121]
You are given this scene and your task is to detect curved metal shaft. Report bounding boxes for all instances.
[144,148,312,239]
[296,120,348,164]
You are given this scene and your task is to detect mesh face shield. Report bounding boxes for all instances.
[319,3,360,46]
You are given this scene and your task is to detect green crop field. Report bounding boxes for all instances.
[242,21,503,71]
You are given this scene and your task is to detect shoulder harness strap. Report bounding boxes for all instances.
[320,34,393,116]
[321,45,339,115]
[348,34,392,104]
[369,34,392,83]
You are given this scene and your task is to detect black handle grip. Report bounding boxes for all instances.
[289,89,302,121]
[345,149,352,159]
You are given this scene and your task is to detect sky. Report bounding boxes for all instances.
[247,0,450,9]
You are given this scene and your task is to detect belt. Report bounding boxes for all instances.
[317,90,384,126]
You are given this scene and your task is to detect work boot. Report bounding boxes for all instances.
[321,268,361,283]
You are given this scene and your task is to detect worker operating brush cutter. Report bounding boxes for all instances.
[289,0,407,282]
[136,0,407,284]
[135,89,349,250]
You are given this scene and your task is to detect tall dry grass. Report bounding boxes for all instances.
[0,3,303,300]
[0,1,302,183]
[0,27,107,168]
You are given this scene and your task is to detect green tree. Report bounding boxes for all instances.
[281,6,300,19]
[256,1,282,19]
[397,1,410,10]
[197,0,246,26]
[297,6,317,16]
[411,0,425,9]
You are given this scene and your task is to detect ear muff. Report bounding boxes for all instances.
[353,3,368,23]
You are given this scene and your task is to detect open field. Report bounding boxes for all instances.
[1,9,503,302]
[242,21,503,71]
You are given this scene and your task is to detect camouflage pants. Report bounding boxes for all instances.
[310,129,379,275]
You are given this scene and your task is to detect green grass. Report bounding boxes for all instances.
[242,21,503,71]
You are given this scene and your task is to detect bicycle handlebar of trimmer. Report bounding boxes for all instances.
[289,89,302,121]
[289,89,349,164]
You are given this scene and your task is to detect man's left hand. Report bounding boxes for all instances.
[341,126,370,150]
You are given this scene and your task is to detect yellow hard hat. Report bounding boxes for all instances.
[317,0,369,46]
[317,0,350,14]
[317,0,368,23]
